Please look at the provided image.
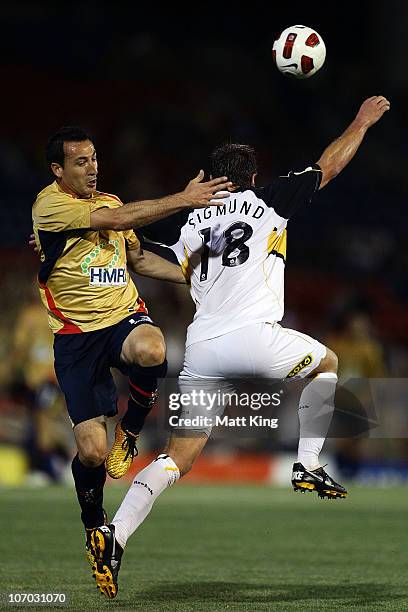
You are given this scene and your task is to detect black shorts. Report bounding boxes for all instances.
[54,312,157,426]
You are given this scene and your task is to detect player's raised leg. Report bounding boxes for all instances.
[90,434,208,598]
[293,347,347,499]
[106,323,167,479]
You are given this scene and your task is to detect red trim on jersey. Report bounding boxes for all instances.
[136,297,148,314]
[39,282,82,334]
[129,380,155,397]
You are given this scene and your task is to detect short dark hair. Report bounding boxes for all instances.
[211,143,257,189]
[46,126,92,168]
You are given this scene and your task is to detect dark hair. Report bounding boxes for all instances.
[46,126,92,168]
[211,143,257,189]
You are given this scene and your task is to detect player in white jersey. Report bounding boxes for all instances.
[172,151,337,488]
[87,95,390,596]
[175,167,316,350]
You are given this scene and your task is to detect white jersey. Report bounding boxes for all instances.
[143,165,322,348]
[174,191,288,347]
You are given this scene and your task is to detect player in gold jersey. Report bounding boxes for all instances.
[32,126,231,597]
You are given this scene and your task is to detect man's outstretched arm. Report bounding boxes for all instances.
[126,246,186,284]
[90,171,232,230]
[317,96,390,189]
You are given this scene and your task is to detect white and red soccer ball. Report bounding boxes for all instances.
[272,25,326,79]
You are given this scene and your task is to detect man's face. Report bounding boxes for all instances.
[51,140,98,198]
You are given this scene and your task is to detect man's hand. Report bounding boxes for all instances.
[317,94,390,189]
[182,170,232,208]
[29,233,39,253]
[355,96,390,129]
[90,171,233,230]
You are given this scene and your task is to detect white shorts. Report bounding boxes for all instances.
[173,323,326,436]
[180,322,326,381]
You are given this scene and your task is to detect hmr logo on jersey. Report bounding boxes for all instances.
[89,267,127,286]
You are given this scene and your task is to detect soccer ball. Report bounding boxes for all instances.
[272,25,326,79]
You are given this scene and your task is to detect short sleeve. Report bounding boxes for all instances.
[256,164,322,220]
[33,194,108,232]
[123,230,140,251]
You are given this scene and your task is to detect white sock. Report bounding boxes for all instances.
[112,454,180,548]
[297,372,338,470]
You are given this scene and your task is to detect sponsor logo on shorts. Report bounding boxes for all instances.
[89,267,127,286]
[286,354,313,378]
[129,316,152,325]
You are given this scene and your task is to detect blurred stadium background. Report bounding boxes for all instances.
[0,2,407,490]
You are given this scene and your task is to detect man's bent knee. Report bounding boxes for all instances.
[121,325,166,366]
[137,339,166,367]
[315,347,338,374]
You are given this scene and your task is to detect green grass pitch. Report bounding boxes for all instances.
[1,484,408,611]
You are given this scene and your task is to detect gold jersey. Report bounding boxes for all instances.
[32,181,144,334]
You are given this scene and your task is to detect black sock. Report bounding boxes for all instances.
[121,359,167,434]
[71,454,106,529]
